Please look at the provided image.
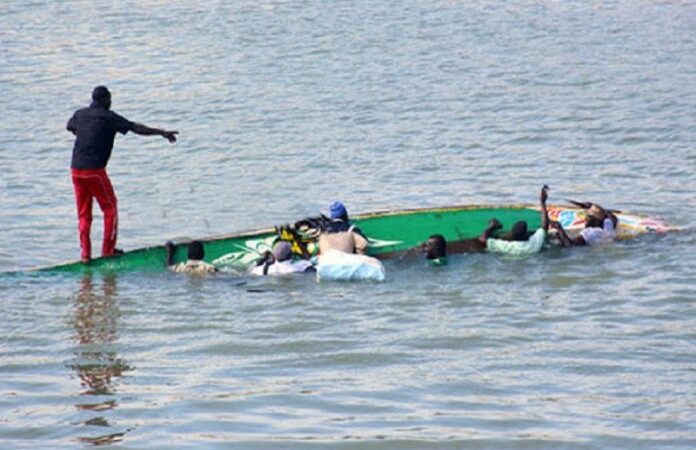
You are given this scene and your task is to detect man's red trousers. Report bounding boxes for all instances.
[71,168,118,260]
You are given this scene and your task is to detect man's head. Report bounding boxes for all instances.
[272,241,292,262]
[92,86,111,109]
[585,205,606,228]
[511,221,529,241]
[187,240,205,260]
[425,234,447,260]
[330,201,348,221]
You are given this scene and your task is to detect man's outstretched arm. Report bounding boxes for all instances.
[132,123,179,143]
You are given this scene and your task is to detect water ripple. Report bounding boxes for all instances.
[2,0,696,449]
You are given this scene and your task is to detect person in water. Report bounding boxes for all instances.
[318,201,369,255]
[250,241,315,276]
[165,240,217,274]
[483,185,550,255]
[423,234,448,266]
[315,201,386,281]
[67,86,178,263]
[551,202,617,246]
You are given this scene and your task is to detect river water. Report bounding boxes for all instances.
[1,1,695,449]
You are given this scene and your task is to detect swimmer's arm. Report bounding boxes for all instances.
[550,222,585,247]
[165,241,176,266]
[540,186,550,232]
[478,219,502,245]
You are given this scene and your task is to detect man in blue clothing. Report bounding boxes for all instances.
[67,86,178,262]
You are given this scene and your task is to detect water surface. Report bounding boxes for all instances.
[1,1,694,449]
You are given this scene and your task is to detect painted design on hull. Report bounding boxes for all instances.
[548,208,586,229]
[547,207,673,237]
[211,235,405,271]
[616,215,673,234]
[212,236,276,269]
[367,238,404,248]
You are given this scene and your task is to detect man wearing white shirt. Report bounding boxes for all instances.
[552,203,618,247]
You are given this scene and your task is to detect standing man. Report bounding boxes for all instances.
[67,86,178,262]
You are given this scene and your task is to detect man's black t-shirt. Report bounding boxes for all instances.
[68,103,134,169]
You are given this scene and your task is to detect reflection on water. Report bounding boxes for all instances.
[68,273,132,446]
[77,432,128,447]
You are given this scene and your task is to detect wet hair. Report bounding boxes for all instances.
[92,85,111,109]
[510,221,529,241]
[426,234,447,259]
[272,241,292,262]
[585,216,604,228]
[187,240,205,260]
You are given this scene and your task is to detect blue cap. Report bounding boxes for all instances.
[330,201,347,219]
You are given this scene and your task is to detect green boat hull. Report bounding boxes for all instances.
[35,204,672,274]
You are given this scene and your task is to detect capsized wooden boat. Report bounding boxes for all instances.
[34,204,675,274]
